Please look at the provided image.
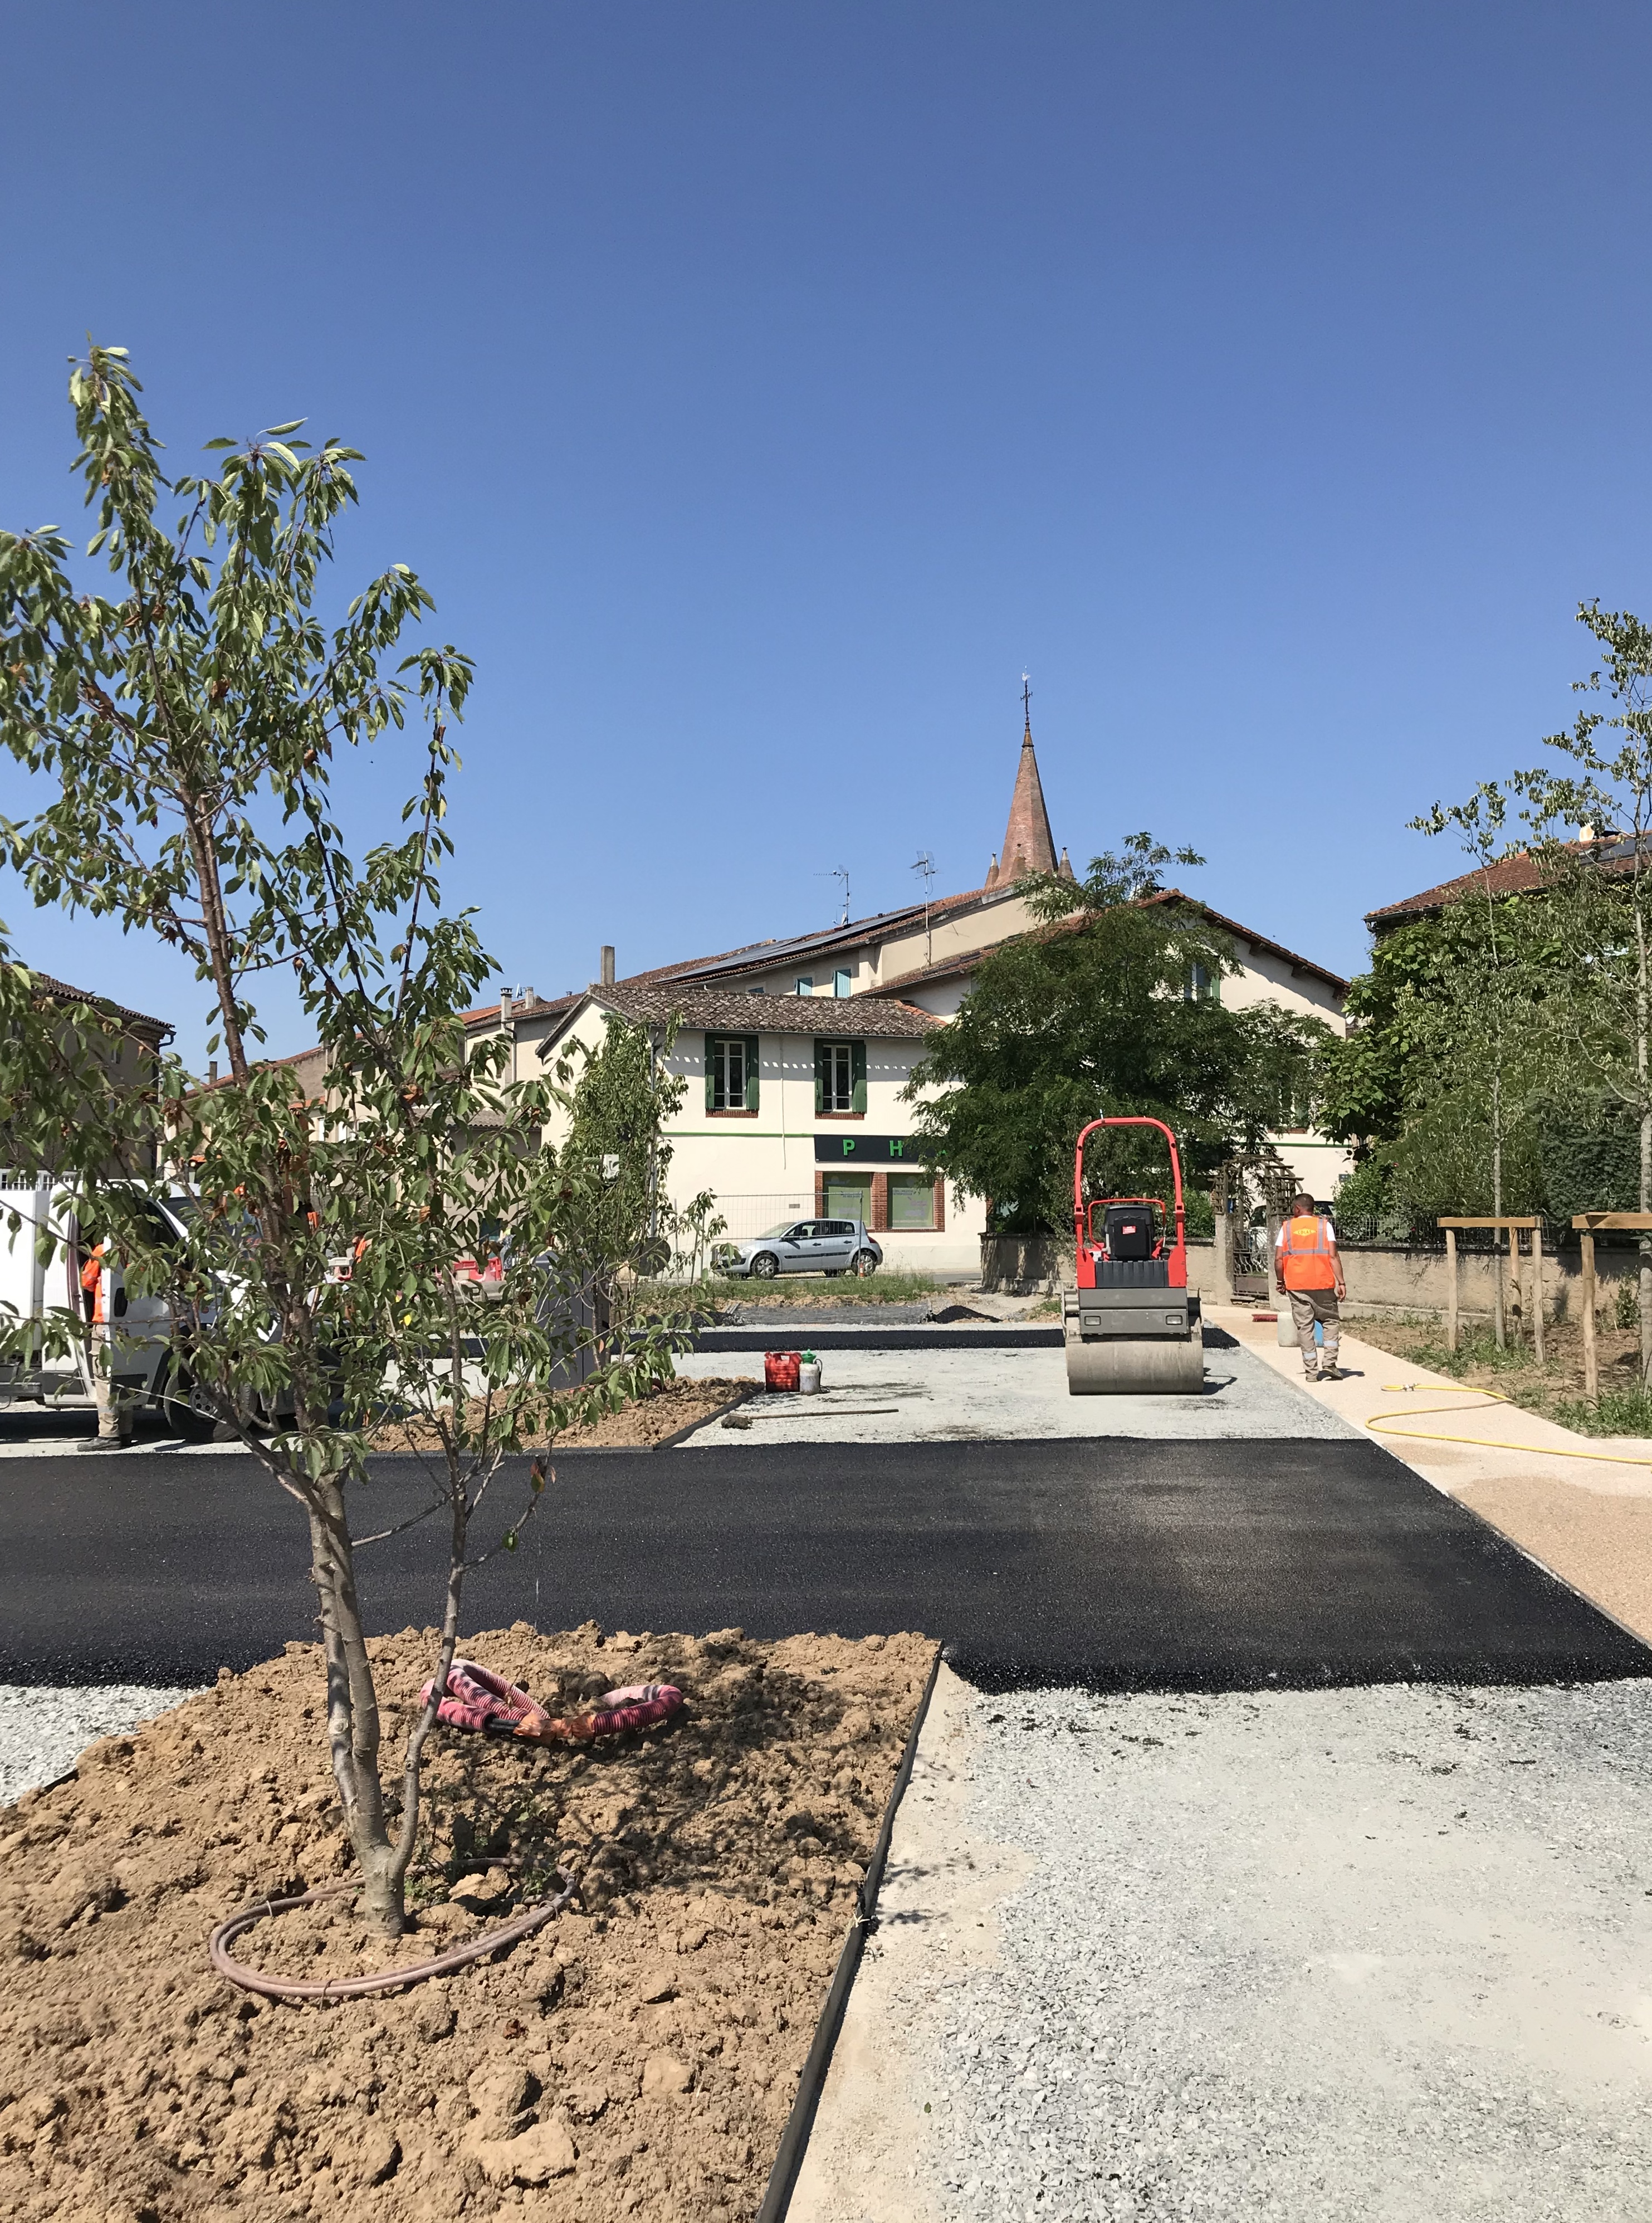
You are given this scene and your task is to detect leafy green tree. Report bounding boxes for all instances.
[0,347,688,1934]
[903,835,1328,1231]
[1510,602,1652,1378]
[1317,891,1582,1243]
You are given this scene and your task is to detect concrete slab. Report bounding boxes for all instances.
[796,1666,1652,2223]
[673,1336,1362,1444]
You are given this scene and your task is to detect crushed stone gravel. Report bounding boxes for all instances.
[0,1683,202,1805]
[829,1676,1652,2223]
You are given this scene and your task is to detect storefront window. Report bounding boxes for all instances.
[825,1174,873,1223]
[888,1173,937,1229]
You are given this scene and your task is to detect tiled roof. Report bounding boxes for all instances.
[1364,839,1641,928]
[865,890,1349,999]
[579,984,941,1039]
[460,989,576,1030]
[16,968,172,1039]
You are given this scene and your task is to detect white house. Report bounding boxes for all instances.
[502,983,977,1274]
[467,711,1355,1269]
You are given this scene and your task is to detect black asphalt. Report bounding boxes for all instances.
[3,1437,1646,1694]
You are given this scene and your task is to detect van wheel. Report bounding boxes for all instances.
[159,1361,218,1443]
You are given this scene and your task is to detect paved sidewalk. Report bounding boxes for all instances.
[796,1665,1652,2223]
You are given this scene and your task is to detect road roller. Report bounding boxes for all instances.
[1063,1114,1204,1395]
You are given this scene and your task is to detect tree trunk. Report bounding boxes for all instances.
[307,1490,407,1936]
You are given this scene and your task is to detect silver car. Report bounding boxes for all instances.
[718,1218,882,1280]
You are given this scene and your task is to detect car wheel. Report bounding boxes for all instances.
[851,1250,878,1277]
[751,1251,779,1280]
[159,1358,218,1443]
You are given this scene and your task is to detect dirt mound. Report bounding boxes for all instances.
[0,1623,933,2222]
[369,1377,749,1454]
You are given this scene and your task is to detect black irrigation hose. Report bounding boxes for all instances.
[209,1865,579,2003]
[755,1642,946,2223]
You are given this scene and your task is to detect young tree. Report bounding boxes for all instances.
[1512,603,1652,1379]
[903,835,1328,1230]
[0,347,686,1934]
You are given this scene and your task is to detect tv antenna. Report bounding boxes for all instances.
[814,867,851,926]
[912,851,936,966]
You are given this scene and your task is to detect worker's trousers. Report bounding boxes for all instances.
[1287,1287,1341,1374]
[92,1323,134,1444]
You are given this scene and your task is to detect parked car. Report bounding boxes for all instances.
[717,1218,882,1280]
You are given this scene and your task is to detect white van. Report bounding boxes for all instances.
[0,1178,215,1437]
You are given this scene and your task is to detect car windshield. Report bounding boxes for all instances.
[756,1222,800,1239]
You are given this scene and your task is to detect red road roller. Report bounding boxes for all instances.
[1063,1114,1205,1395]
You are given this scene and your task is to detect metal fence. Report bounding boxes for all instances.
[702,1192,815,1242]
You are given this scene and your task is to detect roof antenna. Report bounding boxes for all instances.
[912,850,936,967]
[815,867,850,926]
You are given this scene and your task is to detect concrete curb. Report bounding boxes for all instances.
[755,1643,945,2223]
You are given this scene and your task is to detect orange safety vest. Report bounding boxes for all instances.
[1279,1215,1337,1291]
[80,1242,110,1325]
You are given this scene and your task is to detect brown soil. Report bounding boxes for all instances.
[0,1622,935,2223]
[370,1378,750,1455]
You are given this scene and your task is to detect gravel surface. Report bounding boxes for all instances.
[0,1683,200,1805]
[676,1338,1362,1443]
[801,1671,1652,2222]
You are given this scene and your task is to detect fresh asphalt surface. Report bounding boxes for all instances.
[2,1435,1647,1692]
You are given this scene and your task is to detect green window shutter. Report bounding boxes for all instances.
[705,1035,717,1114]
[744,1034,760,1112]
[852,1041,867,1115]
[814,1040,825,1115]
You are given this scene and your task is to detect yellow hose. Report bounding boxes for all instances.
[1366,1383,1652,1469]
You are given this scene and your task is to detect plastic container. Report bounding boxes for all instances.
[764,1349,801,1393]
[799,1355,822,1395]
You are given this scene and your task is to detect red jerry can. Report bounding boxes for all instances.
[764,1349,801,1392]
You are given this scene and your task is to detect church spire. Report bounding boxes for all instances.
[994,675,1058,883]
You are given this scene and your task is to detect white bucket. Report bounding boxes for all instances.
[799,1361,822,1395]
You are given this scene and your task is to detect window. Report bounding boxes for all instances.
[825,1176,872,1222]
[888,1173,938,1229]
[1185,962,1218,1003]
[795,976,813,996]
[706,1033,759,1112]
[834,968,852,998]
[815,1039,864,1114]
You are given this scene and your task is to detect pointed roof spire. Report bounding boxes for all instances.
[995,676,1057,883]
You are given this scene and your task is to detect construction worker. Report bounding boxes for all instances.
[1274,1191,1347,1383]
[78,1238,135,1451]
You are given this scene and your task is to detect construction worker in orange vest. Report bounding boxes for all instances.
[1274,1191,1347,1383]
[78,1238,135,1451]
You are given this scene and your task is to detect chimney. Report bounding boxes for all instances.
[207,1057,219,1084]
[499,987,514,1023]
[600,945,615,987]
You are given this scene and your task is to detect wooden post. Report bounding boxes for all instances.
[1445,1227,1458,1354]
[1531,1222,1545,1366]
[1582,1232,1598,1400]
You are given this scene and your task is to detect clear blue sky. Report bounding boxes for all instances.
[4,1,1650,1061]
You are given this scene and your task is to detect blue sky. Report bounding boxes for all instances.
[4,1,1651,1061]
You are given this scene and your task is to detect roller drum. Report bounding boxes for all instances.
[1063,1313,1205,1396]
